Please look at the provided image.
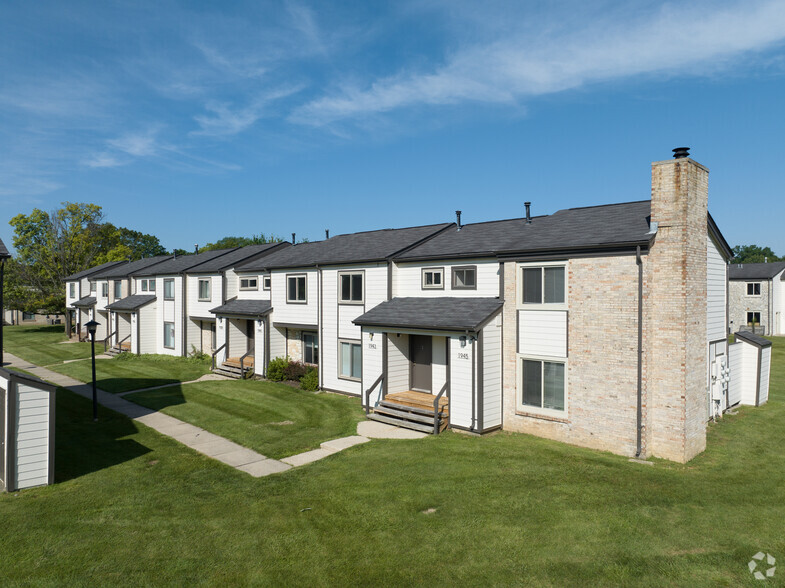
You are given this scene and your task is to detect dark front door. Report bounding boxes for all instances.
[245,320,255,352]
[410,335,432,392]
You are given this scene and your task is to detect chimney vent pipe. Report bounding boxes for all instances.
[325,229,329,239]
[524,202,532,224]
[672,147,690,159]
[292,232,296,245]
[455,210,462,230]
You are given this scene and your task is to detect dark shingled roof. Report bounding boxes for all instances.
[132,248,239,276]
[186,243,290,274]
[729,262,785,280]
[354,297,503,332]
[93,256,173,279]
[71,296,96,308]
[735,331,773,348]
[210,299,273,317]
[63,260,128,281]
[236,223,452,271]
[0,237,10,259]
[106,295,157,311]
[397,201,653,260]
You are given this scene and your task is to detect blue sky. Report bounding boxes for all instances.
[2,0,785,255]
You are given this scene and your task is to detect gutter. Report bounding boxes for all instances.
[635,245,644,458]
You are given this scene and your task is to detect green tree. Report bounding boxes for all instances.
[200,234,282,252]
[731,245,781,264]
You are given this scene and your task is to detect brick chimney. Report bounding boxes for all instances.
[646,148,709,462]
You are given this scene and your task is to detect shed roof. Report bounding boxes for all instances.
[185,243,289,274]
[728,262,785,280]
[236,223,452,271]
[106,294,157,311]
[63,260,128,281]
[735,331,772,348]
[92,256,173,279]
[71,296,96,308]
[210,299,273,318]
[353,297,503,332]
[0,237,10,259]
[132,248,238,276]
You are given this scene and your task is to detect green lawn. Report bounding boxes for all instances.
[1,338,784,585]
[2,324,92,365]
[50,353,211,394]
[127,380,365,459]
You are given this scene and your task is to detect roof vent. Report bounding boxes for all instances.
[292,232,296,245]
[325,229,330,239]
[455,210,462,231]
[524,202,532,225]
[194,244,199,254]
[672,147,690,159]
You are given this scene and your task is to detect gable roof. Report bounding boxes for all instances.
[0,237,9,259]
[92,255,173,279]
[106,294,156,311]
[236,223,453,271]
[729,262,785,280]
[354,297,503,332]
[63,260,128,282]
[185,242,290,274]
[132,248,239,276]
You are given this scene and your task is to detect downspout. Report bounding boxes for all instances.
[635,246,643,458]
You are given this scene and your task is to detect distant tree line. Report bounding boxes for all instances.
[731,244,782,264]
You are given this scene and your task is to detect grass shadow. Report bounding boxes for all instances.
[125,384,188,410]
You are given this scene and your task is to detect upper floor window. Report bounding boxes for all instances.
[287,274,307,303]
[163,279,175,300]
[521,265,565,305]
[141,279,148,292]
[148,279,156,292]
[114,281,122,299]
[69,283,75,298]
[452,266,477,290]
[747,282,761,296]
[262,275,271,291]
[240,277,258,291]
[100,282,108,298]
[198,279,211,301]
[339,272,363,304]
[422,267,444,290]
[90,281,96,293]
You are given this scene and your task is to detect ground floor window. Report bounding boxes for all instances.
[747,311,761,325]
[520,358,565,412]
[339,340,361,380]
[22,311,35,321]
[163,322,175,349]
[303,332,319,364]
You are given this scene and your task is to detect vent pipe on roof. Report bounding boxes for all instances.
[524,202,532,224]
[194,244,199,254]
[456,210,462,231]
[292,232,296,245]
[325,229,330,239]
[672,146,690,159]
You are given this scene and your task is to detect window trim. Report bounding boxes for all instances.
[338,270,365,305]
[90,281,96,293]
[239,276,258,291]
[517,261,568,310]
[163,278,175,301]
[148,279,156,292]
[262,275,271,291]
[163,321,175,349]
[100,282,108,298]
[140,279,148,292]
[114,280,122,300]
[69,283,75,298]
[746,282,761,296]
[451,265,477,290]
[747,311,762,325]
[302,331,319,365]
[22,311,36,321]
[516,354,568,419]
[421,267,445,290]
[338,338,362,382]
[198,278,211,302]
[286,274,307,304]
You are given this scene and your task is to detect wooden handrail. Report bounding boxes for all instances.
[103,330,117,351]
[364,374,384,415]
[211,342,226,370]
[433,382,448,435]
[240,346,254,378]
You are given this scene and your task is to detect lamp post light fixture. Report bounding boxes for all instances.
[85,319,99,421]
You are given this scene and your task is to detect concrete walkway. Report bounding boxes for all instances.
[2,353,426,477]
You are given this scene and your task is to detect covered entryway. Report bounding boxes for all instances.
[106,295,157,355]
[210,299,272,379]
[410,335,432,392]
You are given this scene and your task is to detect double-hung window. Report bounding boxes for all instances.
[69,283,75,298]
[521,359,565,412]
[90,281,96,294]
[101,282,108,298]
[240,277,258,290]
[148,279,156,292]
[141,279,148,292]
[287,275,306,303]
[303,333,319,364]
[521,265,566,305]
[747,282,761,296]
[163,279,175,300]
[198,279,211,301]
[339,340,362,380]
[114,281,122,299]
[339,272,363,304]
[747,311,761,325]
[452,266,477,290]
[262,275,271,291]
[422,268,444,289]
[163,322,175,349]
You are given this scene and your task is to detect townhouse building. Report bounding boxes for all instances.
[728,262,785,335]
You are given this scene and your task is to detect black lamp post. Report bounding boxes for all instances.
[85,318,99,421]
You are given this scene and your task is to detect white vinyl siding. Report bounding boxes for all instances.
[707,235,727,342]
[448,335,475,429]
[188,275,221,319]
[482,321,502,429]
[760,346,771,405]
[269,326,286,362]
[432,336,447,395]
[727,342,743,407]
[395,259,499,298]
[271,269,318,327]
[518,310,567,358]
[14,383,51,490]
[227,319,248,358]
[157,276,183,355]
[387,334,409,394]
[139,303,157,354]
[361,330,384,406]
[225,269,239,300]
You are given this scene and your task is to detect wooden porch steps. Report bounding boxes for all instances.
[213,356,255,379]
[106,341,132,357]
[367,390,448,434]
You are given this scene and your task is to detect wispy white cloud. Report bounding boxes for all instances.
[192,86,304,136]
[292,1,785,125]
[108,128,162,157]
[82,153,127,168]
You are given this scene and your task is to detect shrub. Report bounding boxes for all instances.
[187,345,209,363]
[267,356,289,382]
[284,360,308,381]
[300,367,318,391]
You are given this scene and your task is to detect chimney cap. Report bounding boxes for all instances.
[672,147,690,159]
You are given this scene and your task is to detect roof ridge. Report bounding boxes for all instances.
[559,199,650,213]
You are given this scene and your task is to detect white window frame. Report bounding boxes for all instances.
[746,282,761,296]
[89,281,96,294]
[163,278,175,300]
[114,280,122,299]
[303,332,319,365]
[148,279,156,292]
[239,276,258,291]
[338,271,364,304]
[198,278,211,302]
[747,311,761,325]
[100,282,108,298]
[262,275,271,291]
[516,354,568,418]
[141,279,148,292]
[163,322,175,349]
[338,338,362,381]
[69,283,75,298]
[287,274,307,304]
[421,267,444,290]
[451,265,477,290]
[517,261,568,310]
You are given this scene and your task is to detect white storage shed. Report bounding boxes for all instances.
[728,331,772,407]
[0,368,57,492]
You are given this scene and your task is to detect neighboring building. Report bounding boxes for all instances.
[3,310,64,326]
[63,260,127,339]
[728,261,785,335]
